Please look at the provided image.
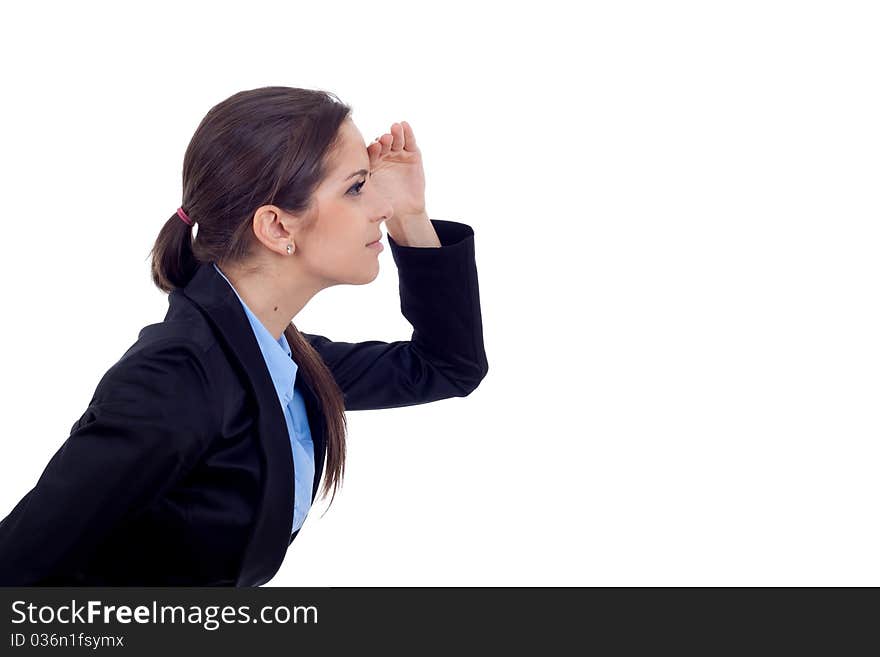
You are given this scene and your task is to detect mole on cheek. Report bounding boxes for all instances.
[274,306,278,311]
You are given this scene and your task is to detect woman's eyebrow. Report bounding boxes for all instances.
[344,168,369,181]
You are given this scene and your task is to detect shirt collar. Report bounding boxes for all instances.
[212,262,298,405]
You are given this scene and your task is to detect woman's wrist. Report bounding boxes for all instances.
[385,212,441,248]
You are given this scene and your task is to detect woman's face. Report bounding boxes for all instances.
[290,118,393,287]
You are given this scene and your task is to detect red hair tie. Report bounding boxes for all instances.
[177,207,193,226]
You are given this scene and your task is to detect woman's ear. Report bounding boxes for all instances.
[250,205,300,256]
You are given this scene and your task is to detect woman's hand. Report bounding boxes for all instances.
[367,121,427,223]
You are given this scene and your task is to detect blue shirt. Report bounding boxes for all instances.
[212,262,315,534]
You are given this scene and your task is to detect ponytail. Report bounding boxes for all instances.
[149,208,199,293]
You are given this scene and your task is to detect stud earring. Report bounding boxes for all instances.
[286,243,293,255]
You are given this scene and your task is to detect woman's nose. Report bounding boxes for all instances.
[376,199,393,223]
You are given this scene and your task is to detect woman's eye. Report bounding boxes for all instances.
[348,179,366,196]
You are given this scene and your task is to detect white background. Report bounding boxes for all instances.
[0,0,877,586]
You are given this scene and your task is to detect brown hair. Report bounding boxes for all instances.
[148,85,352,512]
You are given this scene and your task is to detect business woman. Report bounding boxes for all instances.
[0,86,488,586]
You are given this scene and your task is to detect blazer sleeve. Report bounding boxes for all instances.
[0,339,217,586]
[301,219,489,411]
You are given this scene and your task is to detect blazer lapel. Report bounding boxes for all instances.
[179,261,323,586]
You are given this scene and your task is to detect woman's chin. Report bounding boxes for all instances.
[347,264,380,286]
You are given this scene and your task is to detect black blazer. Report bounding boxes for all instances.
[0,219,487,586]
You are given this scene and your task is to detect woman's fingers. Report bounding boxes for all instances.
[370,121,417,161]
[401,121,417,151]
[367,140,381,168]
[389,123,404,151]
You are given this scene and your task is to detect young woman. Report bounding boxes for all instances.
[0,86,488,586]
